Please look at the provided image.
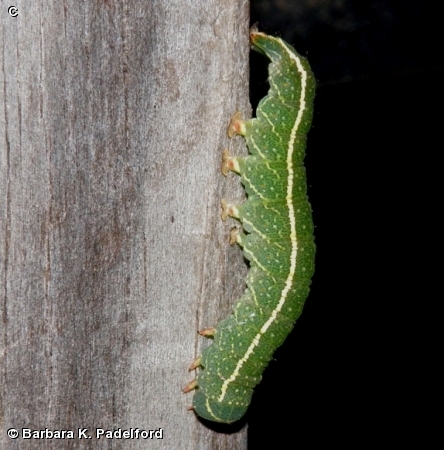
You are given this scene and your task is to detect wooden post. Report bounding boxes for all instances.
[1,1,250,448]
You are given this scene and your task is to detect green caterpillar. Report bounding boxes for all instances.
[185,29,316,424]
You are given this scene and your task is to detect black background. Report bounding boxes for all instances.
[244,1,441,447]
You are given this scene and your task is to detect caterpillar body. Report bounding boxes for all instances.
[185,30,316,424]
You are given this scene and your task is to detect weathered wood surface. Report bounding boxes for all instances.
[1,1,250,448]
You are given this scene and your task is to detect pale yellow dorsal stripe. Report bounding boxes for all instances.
[217,37,308,403]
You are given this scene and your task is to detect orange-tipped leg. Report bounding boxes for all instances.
[183,379,198,393]
[188,356,201,371]
[198,327,216,338]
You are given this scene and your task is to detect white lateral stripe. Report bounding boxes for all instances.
[218,37,307,403]
[205,398,223,422]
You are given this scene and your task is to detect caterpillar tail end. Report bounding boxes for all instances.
[192,390,248,424]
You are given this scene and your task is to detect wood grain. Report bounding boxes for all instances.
[1,1,250,448]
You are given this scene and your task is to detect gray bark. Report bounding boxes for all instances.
[1,1,250,448]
